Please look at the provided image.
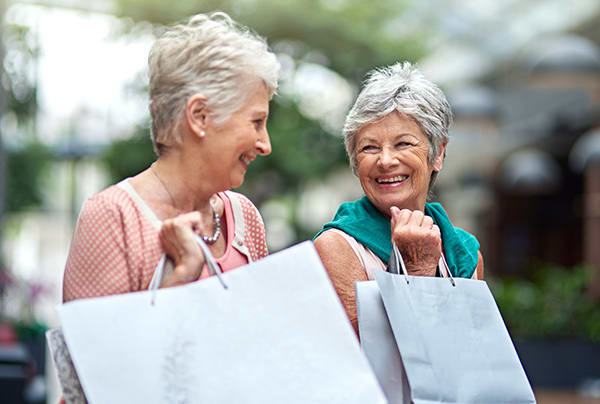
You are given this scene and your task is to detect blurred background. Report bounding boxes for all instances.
[0,0,599,403]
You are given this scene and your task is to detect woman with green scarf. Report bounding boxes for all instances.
[314,62,484,334]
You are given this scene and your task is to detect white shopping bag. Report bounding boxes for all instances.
[57,241,387,404]
[356,280,410,404]
[370,244,536,404]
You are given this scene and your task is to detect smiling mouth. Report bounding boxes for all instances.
[376,175,408,184]
[240,155,253,166]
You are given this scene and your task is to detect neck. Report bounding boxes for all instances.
[152,154,215,214]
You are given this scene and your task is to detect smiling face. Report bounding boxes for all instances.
[204,81,271,189]
[354,111,445,216]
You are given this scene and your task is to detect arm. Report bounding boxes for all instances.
[63,197,133,302]
[314,231,368,335]
[475,250,484,280]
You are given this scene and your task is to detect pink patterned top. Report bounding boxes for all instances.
[63,180,268,302]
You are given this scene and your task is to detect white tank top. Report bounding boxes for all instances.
[323,228,474,280]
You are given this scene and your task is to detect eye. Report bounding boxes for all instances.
[360,145,378,152]
[252,119,264,129]
[395,141,411,148]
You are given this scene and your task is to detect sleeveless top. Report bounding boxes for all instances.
[324,228,477,280]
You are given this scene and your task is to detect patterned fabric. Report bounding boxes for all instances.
[237,193,268,261]
[63,185,268,302]
[46,328,87,404]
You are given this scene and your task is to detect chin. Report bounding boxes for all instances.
[230,177,245,189]
[375,197,415,215]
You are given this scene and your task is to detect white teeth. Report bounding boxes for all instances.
[376,175,407,184]
[240,155,251,165]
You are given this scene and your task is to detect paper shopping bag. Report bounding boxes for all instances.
[356,280,411,404]
[373,265,536,403]
[57,241,387,404]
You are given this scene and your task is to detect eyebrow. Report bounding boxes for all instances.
[357,133,415,145]
[392,134,417,141]
[251,109,269,118]
[356,136,377,145]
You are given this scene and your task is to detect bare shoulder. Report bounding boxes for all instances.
[314,230,354,261]
[313,230,366,282]
[314,229,349,251]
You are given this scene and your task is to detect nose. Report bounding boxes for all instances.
[377,147,398,169]
[256,128,272,156]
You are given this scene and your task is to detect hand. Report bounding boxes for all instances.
[390,206,441,277]
[159,212,207,286]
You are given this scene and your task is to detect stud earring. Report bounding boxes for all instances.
[200,130,206,137]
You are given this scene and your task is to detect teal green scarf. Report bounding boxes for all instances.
[314,196,479,278]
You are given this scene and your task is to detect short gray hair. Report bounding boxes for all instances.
[148,12,280,153]
[344,62,452,185]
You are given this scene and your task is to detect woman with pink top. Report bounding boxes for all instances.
[63,12,280,302]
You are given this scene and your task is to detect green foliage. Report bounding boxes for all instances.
[238,100,348,205]
[96,101,348,205]
[108,0,429,203]
[2,22,38,122]
[100,128,156,183]
[113,0,425,79]
[13,319,47,339]
[490,264,600,341]
[99,0,430,246]
[2,20,47,213]
[5,142,54,212]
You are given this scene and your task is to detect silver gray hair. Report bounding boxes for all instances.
[148,11,280,153]
[343,62,452,188]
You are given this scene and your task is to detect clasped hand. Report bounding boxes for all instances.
[159,212,207,287]
[390,206,441,277]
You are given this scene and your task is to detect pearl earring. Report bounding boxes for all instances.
[200,130,206,137]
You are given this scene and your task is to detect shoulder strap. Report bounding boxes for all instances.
[223,191,255,261]
[117,179,162,231]
[116,179,174,287]
[224,191,246,244]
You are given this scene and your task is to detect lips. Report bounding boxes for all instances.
[376,175,408,184]
[239,154,254,167]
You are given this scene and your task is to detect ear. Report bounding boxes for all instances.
[185,94,209,138]
[432,142,447,172]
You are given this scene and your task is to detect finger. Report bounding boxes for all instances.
[159,220,174,241]
[390,206,401,228]
[422,215,434,230]
[397,209,412,225]
[174,211,203,227]
[188,211,214,236]
[170,212,205,236]
[391,208,411,241]
[430,224,442,246]
[159,226,184,258]
[407,210,425,227]
[160,219,201,258]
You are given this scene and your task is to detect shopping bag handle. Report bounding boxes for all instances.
[390,243,455,287]
[149,233,228,305]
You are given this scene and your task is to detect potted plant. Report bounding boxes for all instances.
[489,264,600,389]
